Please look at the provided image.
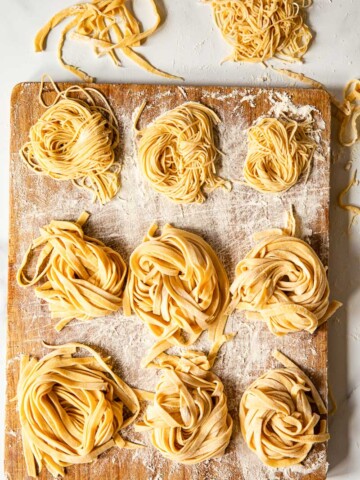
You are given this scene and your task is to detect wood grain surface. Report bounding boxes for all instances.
[5,83,331,480]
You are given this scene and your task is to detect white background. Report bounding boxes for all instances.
[0,0,359,478]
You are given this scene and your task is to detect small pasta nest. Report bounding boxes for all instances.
[243,116,316,194]
[124,223,230,367]
[136,351,233,464]
[17,212,127,330]
[240,350,329,467]
[136,101,231,204]
[206,0,313,63]
[17,343,140,478]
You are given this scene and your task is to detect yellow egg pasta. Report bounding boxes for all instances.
[17,212,127,331]
[136,350,233,464]
[17,343,141,478]
[20,77,121,204]
[124,223,231,367]
[205,0,313,64]
[243,116,316,193]
[240,350,329,467]
[135,101,231,204]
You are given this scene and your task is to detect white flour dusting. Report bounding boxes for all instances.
[6,84,330,480]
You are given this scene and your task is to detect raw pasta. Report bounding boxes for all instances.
[136,350,233,464]
[34,0,180,81]
[229,211,341,335]
[240,349,329,467]
[135,101,231,204]
[243,116,316,193]
[205,0,312,64]
[123,223,231,367]
[20,77,121,204]
[17,343,141,478]
[17,212,127,331]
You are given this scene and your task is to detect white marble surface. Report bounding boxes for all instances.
[0,0,359,478]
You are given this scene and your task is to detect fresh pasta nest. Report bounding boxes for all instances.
[240,350,329,467]
[243,116,316,193]
[206,0,313,63]
[230,212,341,335]
[17,343,140,478]
[136,351,233,464]
[20,79,121,204]
[124,223,230,367]
[17,212,127,331]
[136,101,231,204]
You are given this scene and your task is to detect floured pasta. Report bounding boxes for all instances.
[124,223,231,367]
[205,0,312,64]
[34,0,180,81]
[243,116,316,193]
[240,350,329,467]
[136,350,233,464]
[17,343,141,478]
[20,77,120,204]
[229,211,341,335]
[17,212,127,331]
[135,101,231,204]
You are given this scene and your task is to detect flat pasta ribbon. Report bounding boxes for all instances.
[17,212,127,331]
[20,77,121,204]
[229,212,341,335]
[240,350,329,467]
[34,0,181,81]
[135,101,231,204]
[205,0,312,64]
[136,350,233,464]
[124,224,231,367]
[17,343,141,478]
[243,116,316,193]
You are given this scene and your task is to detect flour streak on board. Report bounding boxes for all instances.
[6,84,331,480]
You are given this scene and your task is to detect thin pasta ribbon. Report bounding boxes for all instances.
[34,0,181,81]
[205,0,312,64]
[240,349,329,467]
[17,343,141,478]
[243,116,316,193]
[20,77,121,204]
[135,101,231,204]
[123,223,231,367]
[17,212,127,331]
[230,211,341,335]
[339,79,360,146]
[136,350,233,464]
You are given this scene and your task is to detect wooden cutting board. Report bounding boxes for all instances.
[5,83,331,480]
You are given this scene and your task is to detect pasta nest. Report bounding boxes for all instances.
[17,343,140,478]
[17,212,127,331]
[136,351,233,464]
[243,116,316,193]
[124,224,230,367]
[20,82,121,204]
[240,350,329,467]
[230,215,341,335]
[206,0,312,63]
[136,102,231,204]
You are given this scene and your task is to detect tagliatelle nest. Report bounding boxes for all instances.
[240,350,329,467]
[205,0,313,63]
[136,351,233,464]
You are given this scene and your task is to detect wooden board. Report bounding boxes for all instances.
[5,83,331,480]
